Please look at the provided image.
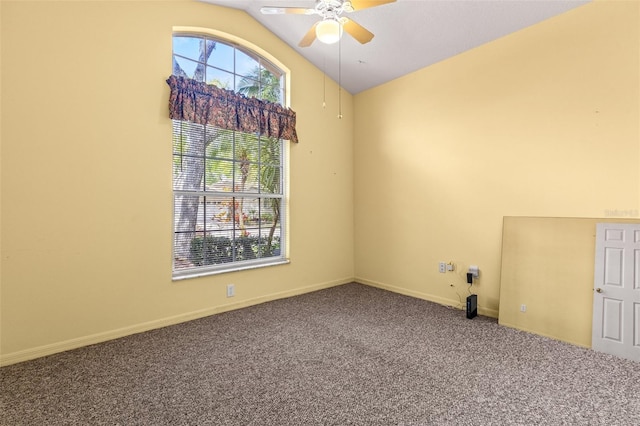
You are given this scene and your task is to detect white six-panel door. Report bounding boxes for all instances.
[593,223,640,362]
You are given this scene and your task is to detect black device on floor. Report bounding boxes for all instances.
[466,294,477,319]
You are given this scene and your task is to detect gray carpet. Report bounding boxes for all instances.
[1,283,639,425]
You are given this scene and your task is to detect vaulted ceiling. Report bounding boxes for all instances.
[201,0,590,94]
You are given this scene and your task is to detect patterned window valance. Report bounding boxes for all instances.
[166,75,298,143]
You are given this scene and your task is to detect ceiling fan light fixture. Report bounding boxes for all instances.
[316,18,343,44]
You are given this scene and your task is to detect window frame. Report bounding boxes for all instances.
[171,29,291,280]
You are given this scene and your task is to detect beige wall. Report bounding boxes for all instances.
[500,217,640,348]
[354,1,639,318]
[0,1,354,364]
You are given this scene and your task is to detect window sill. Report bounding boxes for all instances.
[172,258,290,281]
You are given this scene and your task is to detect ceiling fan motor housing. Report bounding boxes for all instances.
[315,0,352,18]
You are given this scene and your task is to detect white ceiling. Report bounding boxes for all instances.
[200,0,590,94]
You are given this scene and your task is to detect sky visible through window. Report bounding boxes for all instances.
[172,35,282,102]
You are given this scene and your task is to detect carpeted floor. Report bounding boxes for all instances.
[1,283,639,425]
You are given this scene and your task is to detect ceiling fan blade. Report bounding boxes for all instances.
[299,22,319,47]
[348,0,396,11]
[342,18,374,44]
[260,7,314,15]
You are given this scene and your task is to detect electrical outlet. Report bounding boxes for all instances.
[520,304,526,313]
[446,262,454,271]
[227,284,235,298]
[439,262,446,273]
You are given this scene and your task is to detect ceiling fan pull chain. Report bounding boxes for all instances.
[323,53,327,109]
[338,37,343,119]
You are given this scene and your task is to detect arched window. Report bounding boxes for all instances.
[172,33,288,279]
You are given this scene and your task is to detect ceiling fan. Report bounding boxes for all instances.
[260,0,396,47]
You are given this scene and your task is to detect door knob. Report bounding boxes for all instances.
[596,288,603,293]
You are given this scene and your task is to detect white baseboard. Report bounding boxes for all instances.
[498,320,590,349]
[355,277,499,319]
[0,278,352,367]
[2,277,501,366]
